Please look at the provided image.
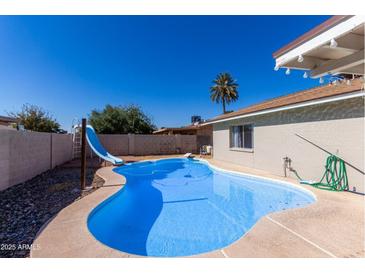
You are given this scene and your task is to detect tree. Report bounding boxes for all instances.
[89,104,157,134]
[210,72,239,114]
[9,104,61,133]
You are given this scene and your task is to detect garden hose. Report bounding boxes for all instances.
[299,155,349,191]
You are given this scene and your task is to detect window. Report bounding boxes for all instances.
[230,124,254,150]
[230,126,243,148]
[243,124,253,149]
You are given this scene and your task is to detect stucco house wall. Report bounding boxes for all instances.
[212,97,365,193]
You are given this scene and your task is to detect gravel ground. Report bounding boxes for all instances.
[0,167,104,258]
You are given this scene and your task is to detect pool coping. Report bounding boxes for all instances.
[30,156,364,258]
[197,158,317,201]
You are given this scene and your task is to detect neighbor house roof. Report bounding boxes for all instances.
[0,115,18,123]
[205,78,364,124]
[153,126,197,134]
[153,124,207,134]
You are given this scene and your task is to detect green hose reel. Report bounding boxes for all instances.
[300,155,349,191]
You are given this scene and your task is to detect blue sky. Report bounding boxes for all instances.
[0,16,330,131]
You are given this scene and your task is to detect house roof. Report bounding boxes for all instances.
[205,78,364,124]
[273,15,352,58]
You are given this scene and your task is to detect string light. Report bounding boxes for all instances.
[297,55,304,63]
[319,77,324,84]
[285,68,290,75]
[274,65,280,71]
[303,71,308,78]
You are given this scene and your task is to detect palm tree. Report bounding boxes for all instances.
[210,72,239,114]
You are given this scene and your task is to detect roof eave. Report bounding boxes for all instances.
[203,90,364,125]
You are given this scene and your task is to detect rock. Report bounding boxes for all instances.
[0,167,104,258]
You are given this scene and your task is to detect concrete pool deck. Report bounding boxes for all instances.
[31,156,364,258]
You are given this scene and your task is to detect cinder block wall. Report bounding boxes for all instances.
[86,134,198,157]
[86,134,129,156]
[51,133,73,168]
[0,129,73,191]
[0,130,197,191]
[133,135,176,155]
[212,97,365,194]
[179,135,198,154]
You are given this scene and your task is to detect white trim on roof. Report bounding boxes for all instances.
[275,15,365,68]
[204,90,364,125]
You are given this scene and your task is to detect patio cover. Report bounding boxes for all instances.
[273,15,364,79]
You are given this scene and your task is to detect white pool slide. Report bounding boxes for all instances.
[85,125,124,165]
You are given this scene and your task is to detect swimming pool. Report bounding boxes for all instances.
[88,158,315,257]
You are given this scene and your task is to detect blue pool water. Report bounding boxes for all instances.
[88,158,315,257]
